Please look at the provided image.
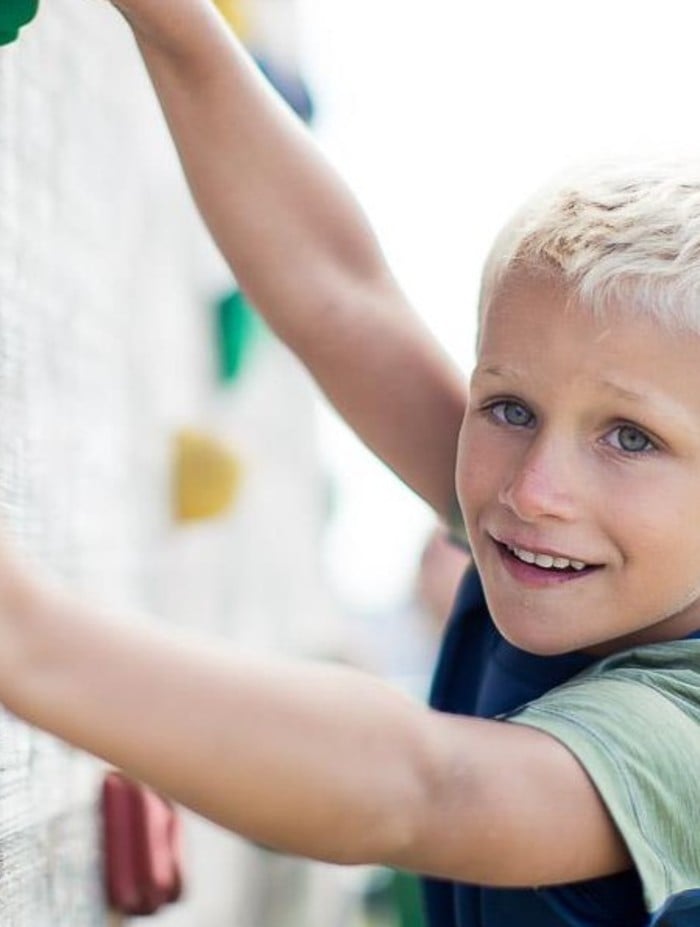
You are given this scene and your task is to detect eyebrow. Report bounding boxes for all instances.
[598,379,648,404]
[477,367,651,403]
[475,364,520,380]
[595,380,697,431]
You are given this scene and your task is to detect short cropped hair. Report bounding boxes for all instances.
[479,160,700,333]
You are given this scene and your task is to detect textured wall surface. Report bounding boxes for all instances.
[0,2,343,924]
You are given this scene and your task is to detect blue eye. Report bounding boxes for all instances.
[606,424,655,454]
[490,401,534,428]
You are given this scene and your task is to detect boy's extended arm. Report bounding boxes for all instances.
[109,0,466,516]
[2,570,630,887]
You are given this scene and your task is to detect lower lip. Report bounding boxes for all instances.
[495,541,598,588]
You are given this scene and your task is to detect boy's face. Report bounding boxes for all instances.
[456,270,700,655]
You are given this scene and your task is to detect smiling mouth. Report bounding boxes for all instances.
[494,540,602,578]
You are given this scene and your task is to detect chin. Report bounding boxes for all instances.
[492,613,584,657]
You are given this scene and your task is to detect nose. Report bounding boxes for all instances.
[498,435,579,523]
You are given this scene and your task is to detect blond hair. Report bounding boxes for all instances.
[480,160,700,332]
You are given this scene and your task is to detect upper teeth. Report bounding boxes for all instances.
[509,546,587,571]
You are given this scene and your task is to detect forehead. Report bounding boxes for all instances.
[475,271,700,413]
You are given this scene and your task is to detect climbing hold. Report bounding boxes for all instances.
[255,55,315,124]
[174,429,244,522]
[102,771,184,916]
[215,288,263,383]
[0,0,39,45]
[213,0,250,39]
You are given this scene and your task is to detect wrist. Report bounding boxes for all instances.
[108,0,217,60]
[0,555,59,706]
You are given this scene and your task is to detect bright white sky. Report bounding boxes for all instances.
[298,0,700,612]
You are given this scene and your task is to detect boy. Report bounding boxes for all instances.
[0,2,699,924]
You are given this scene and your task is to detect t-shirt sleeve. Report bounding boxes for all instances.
[503,650,700,920]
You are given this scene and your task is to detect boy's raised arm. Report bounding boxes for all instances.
[0,565,630,888]
[109,0,467,517]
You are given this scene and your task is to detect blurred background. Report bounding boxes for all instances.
[0,0,699,925]
[305,0,700,615]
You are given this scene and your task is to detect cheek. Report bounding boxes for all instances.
[455,423,502,520]
[606,470,700,558]
[603,472,700,605]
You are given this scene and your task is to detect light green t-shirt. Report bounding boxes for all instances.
[504,639,700,916]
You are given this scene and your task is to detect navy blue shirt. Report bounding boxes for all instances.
[424,568,648,927]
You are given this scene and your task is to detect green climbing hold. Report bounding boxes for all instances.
[0,0,39,45]
[215,289,264,383]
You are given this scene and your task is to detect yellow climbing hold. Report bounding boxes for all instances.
[212,0,250,38]
[174,429,244,522]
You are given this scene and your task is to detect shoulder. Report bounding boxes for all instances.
[505,642,700,911]
[401,642,700,904]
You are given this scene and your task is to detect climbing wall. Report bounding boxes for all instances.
[0,1,345,924]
